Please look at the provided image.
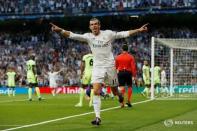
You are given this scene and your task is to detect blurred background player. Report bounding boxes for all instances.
[46,65,64,96]
[75,53,94,107]
[154,63,161,96]
[50,18,148,126]
[6,66,17,97]
[141,60,150,98]
[26,54,42,101]
[115,44,137,107]
[160,66,169,96]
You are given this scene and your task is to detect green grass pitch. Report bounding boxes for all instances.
[0,93,196,131]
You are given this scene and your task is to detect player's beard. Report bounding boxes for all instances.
[92,28,99,35]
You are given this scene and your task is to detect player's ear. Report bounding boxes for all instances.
[98,24,101,29]
[89,21,91,30]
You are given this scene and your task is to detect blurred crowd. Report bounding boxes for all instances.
[0,0,196,14]
[173,50,197,85]
[0,27,196,86]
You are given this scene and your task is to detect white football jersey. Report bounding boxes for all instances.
[161,70,167,84]
[69,30,129,67]
[48,72,59,87]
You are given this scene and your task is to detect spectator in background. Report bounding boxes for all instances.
[0,0,196,14]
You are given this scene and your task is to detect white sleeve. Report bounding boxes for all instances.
[69,32,88,42]
[113,31,130,39]
[54,72,59,75]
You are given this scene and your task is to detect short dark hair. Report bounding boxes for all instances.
[122,44,128,51]
[29,54,35,60]
[90,17,100,25]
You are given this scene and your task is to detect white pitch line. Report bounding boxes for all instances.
[0,94,75,103]
[0,125,23,127]
[1,99,152,131]
[0,98,43,103]
[156,97,197,100]
[0,96,55,103]
[0,99,27,103]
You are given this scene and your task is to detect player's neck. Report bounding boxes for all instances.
[92,30,100,36]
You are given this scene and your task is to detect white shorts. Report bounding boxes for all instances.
[161,81,167,87]
[50,83,58,88]
[91,66,118,87]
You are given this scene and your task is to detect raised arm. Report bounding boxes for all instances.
[57,68,65,74]
[128,23,149,36]
[115,23,149,39]
[50,23,70,37]
[50,23,88,42]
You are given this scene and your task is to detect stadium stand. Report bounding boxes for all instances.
[0,0,196,14]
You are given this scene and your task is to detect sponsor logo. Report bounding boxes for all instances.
[0,87,28,94]
[56,87,80,94]
[40,87,80,94]
[0,89,7,94]
[174,85,197,93]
